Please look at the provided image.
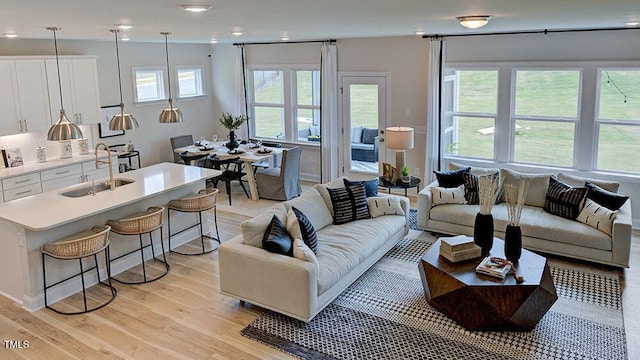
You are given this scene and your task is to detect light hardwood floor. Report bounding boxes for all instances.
[0,194,638,359]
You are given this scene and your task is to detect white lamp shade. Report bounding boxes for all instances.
[386,127,414,150]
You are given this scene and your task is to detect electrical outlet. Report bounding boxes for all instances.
[17,232,25,247]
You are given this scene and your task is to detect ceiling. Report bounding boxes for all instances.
[1,0,639,44]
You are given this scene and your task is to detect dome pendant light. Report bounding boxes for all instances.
[159,32,184,123]
[109,29,139,130]
[46,27,83,141]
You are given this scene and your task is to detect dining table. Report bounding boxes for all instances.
[174,141,283,201]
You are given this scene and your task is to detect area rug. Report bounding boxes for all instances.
[242,211,627,360]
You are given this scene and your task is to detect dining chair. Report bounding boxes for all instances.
[204,155,249,205]
[255,146,302,201]
[179,151,206,167]
[170,135,195,164]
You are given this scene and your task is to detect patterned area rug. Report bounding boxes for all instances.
[242,210,627,360]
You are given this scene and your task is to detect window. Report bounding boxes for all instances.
[248,67,320,142]
[133,67,165,102]
[177,67,205,98]
[596,69,640,173]
[443,69,498,159]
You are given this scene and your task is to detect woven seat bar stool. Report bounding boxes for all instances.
[107,206,170,284]
[42,225,116,315]
[168,188,221,255]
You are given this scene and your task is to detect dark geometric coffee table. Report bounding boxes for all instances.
[418,237,558,331]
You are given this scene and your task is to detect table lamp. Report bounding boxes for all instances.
[386,126,414,172]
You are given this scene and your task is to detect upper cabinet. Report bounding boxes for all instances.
[45,57,101,125]
[0,59,52,135]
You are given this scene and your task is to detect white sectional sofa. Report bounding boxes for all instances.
[218,177,410,322]
[417,165,632,268]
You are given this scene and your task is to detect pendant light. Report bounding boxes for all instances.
[159,32,184,123]
[46,27,83,141]
[109,29,139,130]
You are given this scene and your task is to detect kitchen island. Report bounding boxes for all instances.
[0,162,221,311]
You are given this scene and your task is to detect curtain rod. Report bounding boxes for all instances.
[233,39,336,46]
[423,26,640,39]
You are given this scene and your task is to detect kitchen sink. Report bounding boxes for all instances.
[60,178,135,198]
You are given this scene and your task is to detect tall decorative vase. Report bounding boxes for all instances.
[473,213,494,256]
[504,225,522,264]
[225,130,240,150]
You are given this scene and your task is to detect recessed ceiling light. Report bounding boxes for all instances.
[281,36,289,41]
[3,33,18,38]
[231,31,243,36]
[456,15,493,29]
[210,39,218,44]
[117,24,135,30]
[181,5,212,13]
[414,30,425,35]
[626,21,640,26]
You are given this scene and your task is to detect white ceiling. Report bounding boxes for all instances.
[1,0,639,44]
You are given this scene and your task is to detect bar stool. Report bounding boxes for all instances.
[107,206,170,284]
[167,188,221,255]
[42,225,116,315]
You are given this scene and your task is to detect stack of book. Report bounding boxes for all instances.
[475,257,512,279]
[439,235,481,262]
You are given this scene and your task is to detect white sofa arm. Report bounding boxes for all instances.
[611,199,632,267]
[218,235,319,321]
[417,181,438,229]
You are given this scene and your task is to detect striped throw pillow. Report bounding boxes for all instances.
[577,198,618,236]
[286,207,318,254]
[327,184,370,225]
[543,177,588,220]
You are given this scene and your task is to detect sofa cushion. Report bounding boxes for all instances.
[577,198,618,236]
[286,207,318,253]
[262,215,293,256]
[500,169,554,207]
[431,185,467,206]
[351,125,363,144]
[367,196,405,218]
[361,128,378,144]
[434,167,470,188]
[557,172,620,193]
[350,142,375,150]
[328,184,370,225]
[344,178,378,197]
[284,188,333,230]
[241,203,288,248]
[449,162,500,176]
[292,238,319,270]
[316,215,406,294]
[585,182,629,211]
[543,177,587,220]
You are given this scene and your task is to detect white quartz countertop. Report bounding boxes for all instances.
[0,162,221,231]
[0,151,113,179]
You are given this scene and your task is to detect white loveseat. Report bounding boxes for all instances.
[417,166,632,268]
[218,177,410,322]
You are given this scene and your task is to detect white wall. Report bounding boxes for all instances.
[0,38,215,166]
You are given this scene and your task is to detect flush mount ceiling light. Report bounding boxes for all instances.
[414,30,425,35]
[281,36,289,41]
[210,39,218,43]
[626,21,640,26]
[159,32,184,124]
[3,33,18,38]
[117,24,135,30]
[108,29,138,131]
[181,5,211,12]
[231,31,243,36]
[456,15,493,29]
[120,36,130,41]
[46,27,83,141]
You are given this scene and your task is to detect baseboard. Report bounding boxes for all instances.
[300,172,321,183]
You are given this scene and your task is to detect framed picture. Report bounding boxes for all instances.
[99,105,125,138]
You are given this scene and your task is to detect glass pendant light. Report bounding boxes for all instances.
[159,32,184,123]
[109,29,139,130]
[46,27,84,141]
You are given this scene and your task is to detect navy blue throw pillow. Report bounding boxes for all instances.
[262,215,293,256]
[586,182,629,211]
[343,178,379,197]
[434,167,471,188]
[292,207,318,254]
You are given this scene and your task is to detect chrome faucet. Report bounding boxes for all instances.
[95,143,115,190]
[82,174,96,196]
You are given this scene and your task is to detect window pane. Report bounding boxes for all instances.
[443,116,494,159]
[297,109,320,142]
[350,84,378,129]
[178,68,203,97]
[254,106,284,139]
[457,70,498,113]
[597,124,640,172]
[599,70,640,121]
[296,70,320,106]
[515,70,580,118]
[254,71,283,104]
[514,120,574,166]
[135,70,163,101]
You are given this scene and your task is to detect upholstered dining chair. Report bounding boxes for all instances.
[255,146,302,201]
[170,135,194,164]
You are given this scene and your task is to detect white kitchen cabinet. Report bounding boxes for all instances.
[1,172,43,201]
[40,163,83,192]
[45,57,101,125]
[0,59,52,135]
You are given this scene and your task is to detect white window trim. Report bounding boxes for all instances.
[176,65,206,99]
[132,66,166,104]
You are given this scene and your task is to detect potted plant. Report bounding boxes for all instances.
[401,166,410,183]
[218,112,249,150]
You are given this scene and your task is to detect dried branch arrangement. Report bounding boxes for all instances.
[504,179,529,226]
[478,174,500,215]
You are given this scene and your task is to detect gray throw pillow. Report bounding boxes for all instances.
[361,128,378,144]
